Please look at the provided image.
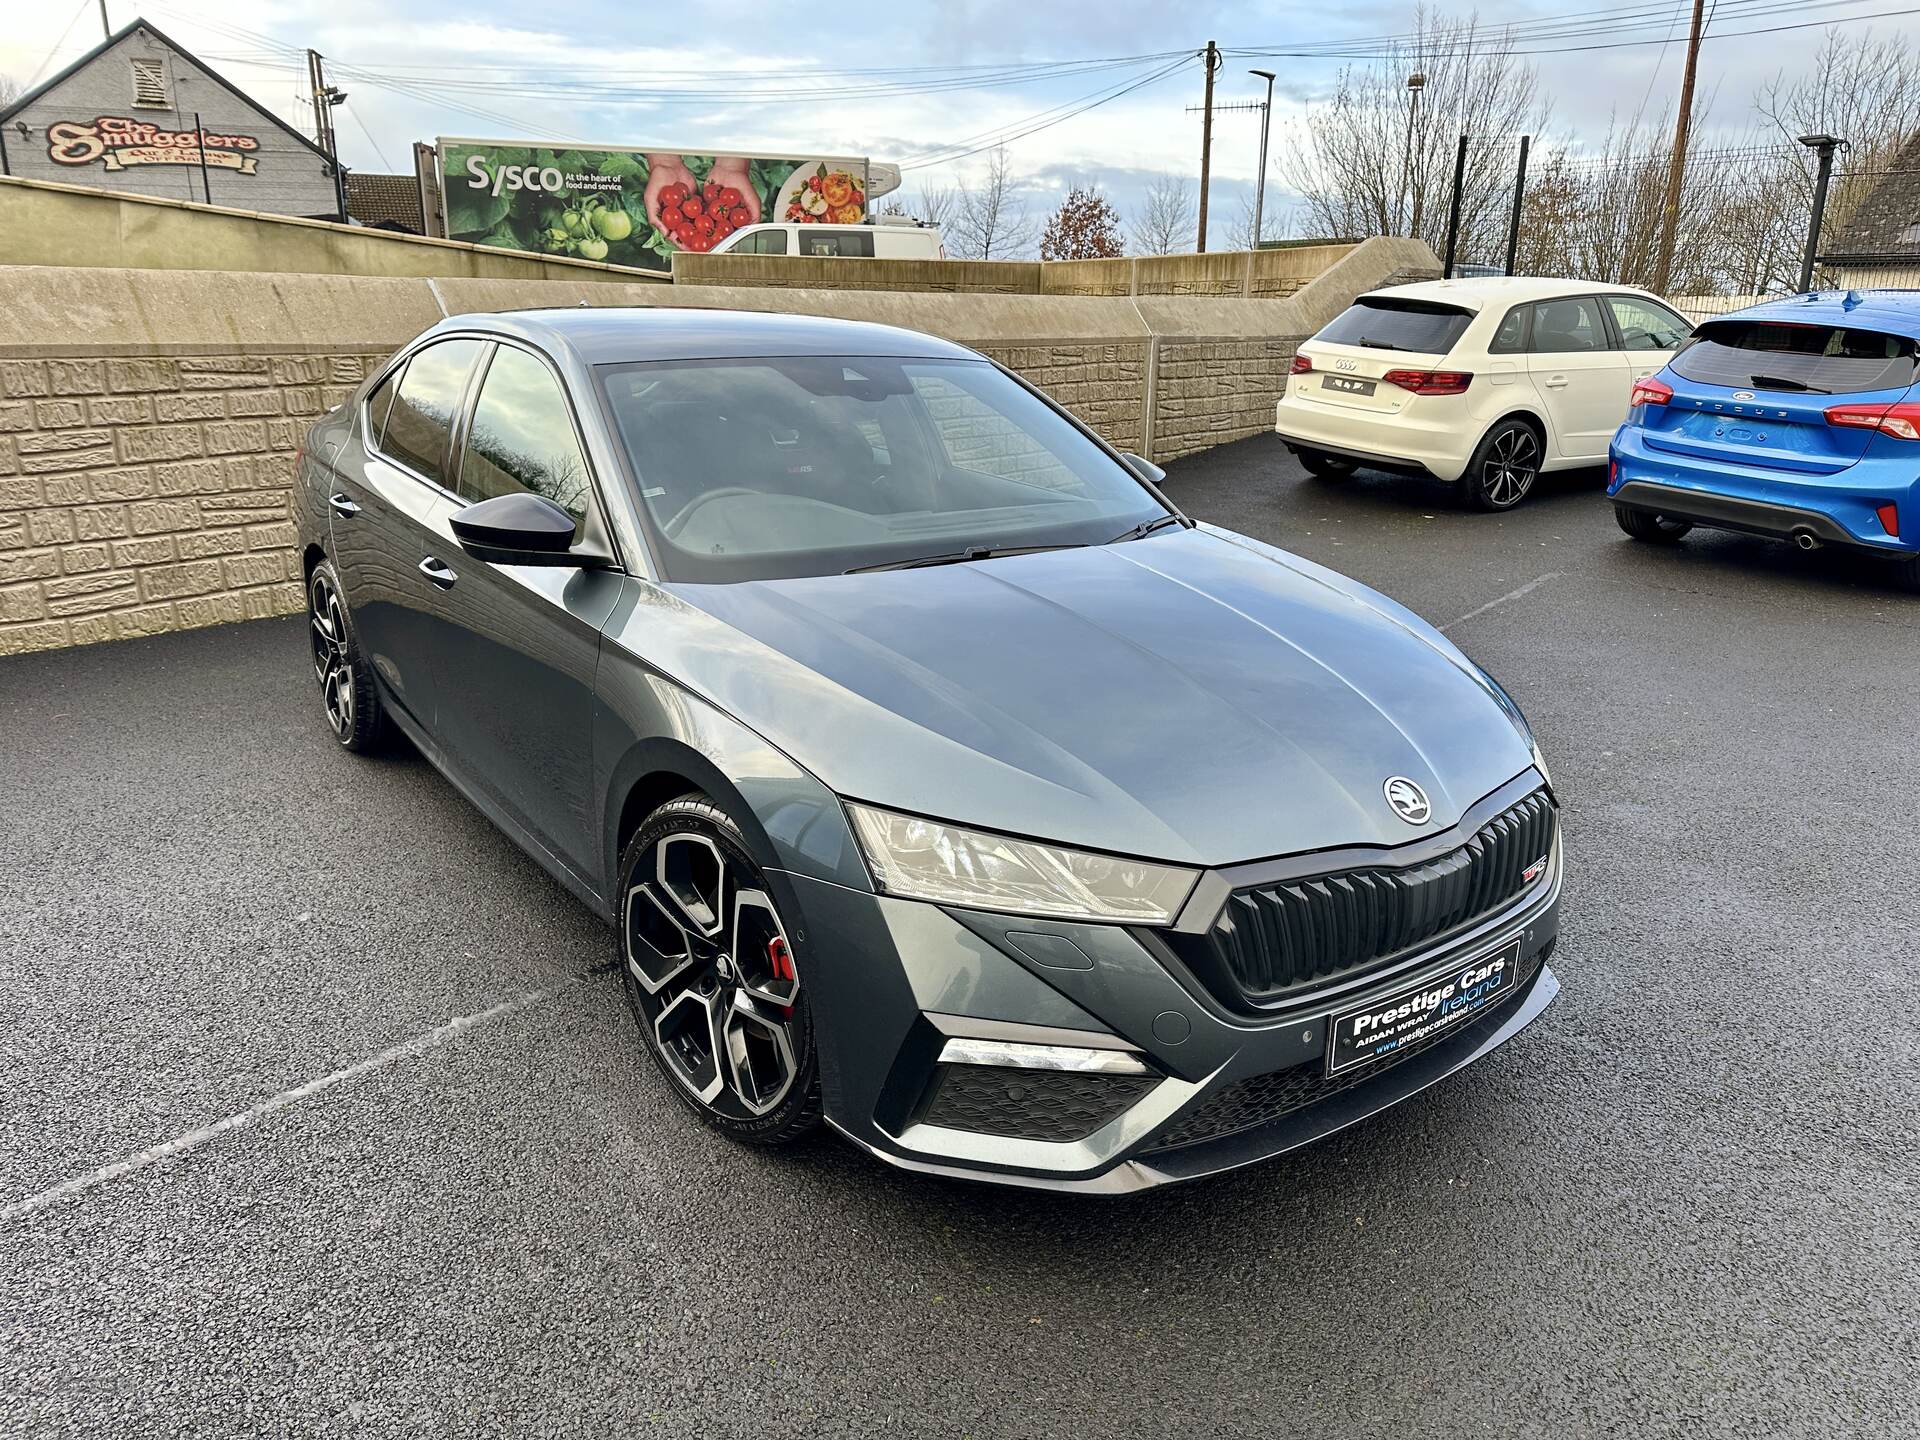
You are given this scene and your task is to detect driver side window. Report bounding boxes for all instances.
[1605,295,1691,352]
[457,345,593,521]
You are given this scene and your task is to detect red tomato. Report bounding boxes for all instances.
[660,183,687,205]
[680,197,703,219]
[717,187,742,209]
[694,213,716,236]
[730,206,752,226]
[703,181,722,202]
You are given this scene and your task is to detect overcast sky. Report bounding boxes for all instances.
[6,0,1918,245]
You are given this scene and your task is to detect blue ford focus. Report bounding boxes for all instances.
[1609,289,1920,589]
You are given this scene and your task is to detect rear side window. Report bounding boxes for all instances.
[1525,296,1608,353]
[379,339,484,484]
[797,229,874,258]
[738,229,788,255]
[365,363,405,449]
[458,345,594,520]
[1670,320,1918,395]
[1315,298,1473,355]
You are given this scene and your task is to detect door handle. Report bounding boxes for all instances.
[327,492,362,517]
[1542,376,1569,389]
[417,556,458,589]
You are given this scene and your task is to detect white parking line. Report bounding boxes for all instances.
[2,971,607,1224]
[1440,572,1563,632]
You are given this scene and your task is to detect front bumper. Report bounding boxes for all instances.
[785,783,1562,1192]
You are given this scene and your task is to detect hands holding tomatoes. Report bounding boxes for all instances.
[644,154,761,253]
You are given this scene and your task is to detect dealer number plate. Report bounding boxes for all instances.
[1325,937,1524,1076]
[1322,375,1375,396]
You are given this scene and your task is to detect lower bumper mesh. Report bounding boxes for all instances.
[1147,944,1548,1153]
[917,1064,1155,1142]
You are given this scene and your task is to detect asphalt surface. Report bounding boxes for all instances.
[3,436,1916,1438]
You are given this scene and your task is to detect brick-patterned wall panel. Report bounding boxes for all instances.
[0,350,384,656]
[1151,339,1301,462]
[975,342,1151,455]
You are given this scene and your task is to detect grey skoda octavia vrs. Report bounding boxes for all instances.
[293,306,1562,1193]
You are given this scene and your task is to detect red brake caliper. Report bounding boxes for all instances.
[768,936,796,1015]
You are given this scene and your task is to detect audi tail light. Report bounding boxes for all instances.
[1381,369,1472,396]
[1825,401,1920,441]
[1290,353,1314,374]
[1629,377,1673,408]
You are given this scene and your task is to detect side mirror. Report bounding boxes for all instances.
[450,492,582,567]
[1122,452,1167,487]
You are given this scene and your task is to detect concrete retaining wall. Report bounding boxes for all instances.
[0,236,1437,656]
[676,243,1360,298]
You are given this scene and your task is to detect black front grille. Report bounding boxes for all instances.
[916,1064,1155,1142]
[1147,944,1546,1152]
[1170,789,1556,1009]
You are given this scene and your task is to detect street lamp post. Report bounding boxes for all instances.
[1249,68,1276,249]
[1397,72,1426,237]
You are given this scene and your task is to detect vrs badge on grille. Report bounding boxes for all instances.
[1383,776,1431,825]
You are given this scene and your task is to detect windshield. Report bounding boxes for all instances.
[597,356,1168,581]
[1670,320,1918,396]
[1315,297,1474,355]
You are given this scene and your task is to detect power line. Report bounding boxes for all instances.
[898,54,1196,171]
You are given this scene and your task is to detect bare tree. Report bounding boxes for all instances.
[1129,173,1196,255]
[1749,27,1920,289]
[948,147,1037,259]
[1221,190,1263,252]
[0,75,21,109]
[1281,4,1551,266]
[910,182,961,234]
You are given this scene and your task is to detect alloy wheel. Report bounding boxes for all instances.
[1480,427,1541,508]
[625,830,804,1120]
[308,570,354,739]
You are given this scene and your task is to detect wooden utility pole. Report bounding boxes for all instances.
[1651,0,1706,295]
[1196,40,1219,253]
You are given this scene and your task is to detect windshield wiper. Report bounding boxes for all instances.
[1747,373,1827,394]
[1106,514,1187,545]
[1354,338,1400,350]
[845,542,1086,574]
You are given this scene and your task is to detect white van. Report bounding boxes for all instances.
[712,216,946,259]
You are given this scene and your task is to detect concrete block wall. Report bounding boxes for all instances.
[0,352,382,653]
[0,235,1437,656]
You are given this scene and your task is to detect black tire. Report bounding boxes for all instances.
[1614,505,1693,544]
[306,558,387,753]
[1890,552,1920,592]
[1464,418,1544,511]
[1294,446,1358,480]
[617,796,821,1146]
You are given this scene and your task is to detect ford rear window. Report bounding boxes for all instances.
[1315,298,1474,355]
[1670,320,1917,396]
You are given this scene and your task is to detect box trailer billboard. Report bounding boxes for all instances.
[437,137,898,270]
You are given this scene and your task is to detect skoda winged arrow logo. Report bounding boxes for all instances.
[1384,777,1432,825]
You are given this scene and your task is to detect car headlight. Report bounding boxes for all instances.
[844,803,1198,925]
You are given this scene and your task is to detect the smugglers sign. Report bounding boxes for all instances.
[46,117,262,175]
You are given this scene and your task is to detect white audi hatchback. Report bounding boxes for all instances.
[1275,277,1691,509]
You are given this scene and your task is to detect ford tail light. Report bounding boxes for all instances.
[1825,401,1920,441]
[1381,369,1472,396]
[1629,377,1673,408]
[1290,353,1314,374]
[1878,502,1901,537]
